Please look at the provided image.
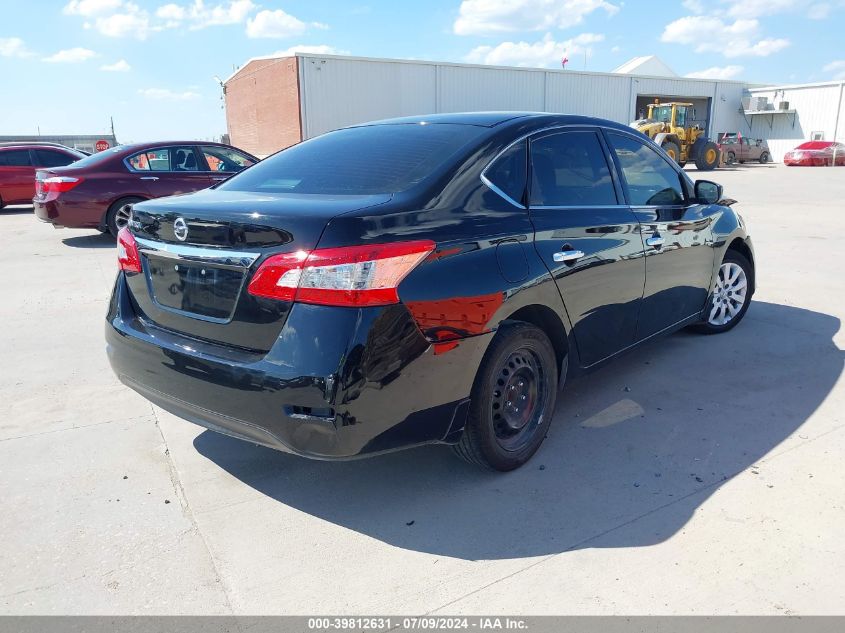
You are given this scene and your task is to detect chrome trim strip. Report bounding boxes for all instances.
[479,172,525,209]
[531,204,629,210]
[134,236,260,270]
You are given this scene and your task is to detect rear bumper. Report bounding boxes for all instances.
[33,197,103,228]
[106,273,491,459]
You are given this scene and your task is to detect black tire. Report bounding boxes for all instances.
[661,141,681,164]
[759,152,769,164]
[453,322,558,471]
[726,151,736,165]
[678,161,687,168]
[695,141,720,171]
[105,197,144,237]
[690,250,753,335]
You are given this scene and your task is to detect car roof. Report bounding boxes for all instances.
[797,141,834,149]
[347,111,636,133]
[0,143,80,152]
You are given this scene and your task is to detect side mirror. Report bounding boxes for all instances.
[695,180,722,205]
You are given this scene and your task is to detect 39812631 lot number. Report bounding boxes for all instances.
[307,617,472,630]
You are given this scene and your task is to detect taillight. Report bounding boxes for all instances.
[248,240,435,307]
[41,176,83,193]
[116,227,142,273]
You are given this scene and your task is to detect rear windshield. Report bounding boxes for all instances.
[218,124,486,195]
[64,146,126,168]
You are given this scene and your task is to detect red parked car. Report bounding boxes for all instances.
[783,141,845,166]
[0,144,86,208]
[33,141,257,235]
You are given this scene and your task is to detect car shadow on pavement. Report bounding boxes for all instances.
[62,232,115,248]
[0,205,35,215]
[194,301,843,560]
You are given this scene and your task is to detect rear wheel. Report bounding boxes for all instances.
[105,197,144,237]
[690,250,752,334]
[453,322,558,471]
[759,151,769,164]
[661,141,681,164]
[726,151,736,165]
[695,141,720,171]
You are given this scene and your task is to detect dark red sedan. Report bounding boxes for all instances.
[783,141,845,166]
[1,144,86,208]
[34,141,257,235]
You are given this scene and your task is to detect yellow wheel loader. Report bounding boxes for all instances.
[630,102,720,170]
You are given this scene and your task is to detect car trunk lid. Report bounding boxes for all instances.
[123,188,391,351]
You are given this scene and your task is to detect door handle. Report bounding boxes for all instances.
[140,176,160,181]
[645,235,665,248]
[553,249,585,263]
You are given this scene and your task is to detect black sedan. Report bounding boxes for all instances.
[106,112,754,471]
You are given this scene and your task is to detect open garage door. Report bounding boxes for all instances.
[636,95,712,137]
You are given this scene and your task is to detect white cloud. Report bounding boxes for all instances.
[63,0,123,16]
[88,3,154,39]
[823,60,845,79]
[808,3,832,18]
[465,32,604,68]
[453,0,619,35]
[138,88,201,100]
[681,0,704,13]
[273,44,349,57]
[610,45,621,53]
[67,0,259,38]
[155,3,186,21]
[245,8,307,38]
[661,16,789,58]
[100,59,131,71]
[43,47,98,63]
[157,0,256,29]
[0,37,35,58]
[725,0,796,18]
[686,65,744,79]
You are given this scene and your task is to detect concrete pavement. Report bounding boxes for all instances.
[1,164,843,614]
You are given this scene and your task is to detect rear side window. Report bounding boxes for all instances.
[33,149,78,168]
[219,124,485,195]
[200,146,255,173]
[529,131,617,206]
[484,141,527,205]
[172,146,199,171]
[0,150,32,167]
[608,133,685,206]
[129,150,161,171]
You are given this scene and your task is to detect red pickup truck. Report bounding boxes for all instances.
[718,136,770,164]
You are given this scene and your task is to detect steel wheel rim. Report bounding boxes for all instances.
[706,148,717,164]
[709,262,748,326]
[115,204,133,230]
[491,348,546,452]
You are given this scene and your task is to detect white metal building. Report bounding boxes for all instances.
[743,81,845,161]
[224,53,843,163]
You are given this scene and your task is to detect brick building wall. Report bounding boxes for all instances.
[224,56,302,158]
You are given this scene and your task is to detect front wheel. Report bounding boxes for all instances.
[690,251,753,334]
[726,151,736,165]
[695,141,720,171]
[759,151,769,164]
[453,322,558,471]
[661,141,681,164]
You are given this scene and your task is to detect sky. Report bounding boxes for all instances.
[2,0,845,142]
